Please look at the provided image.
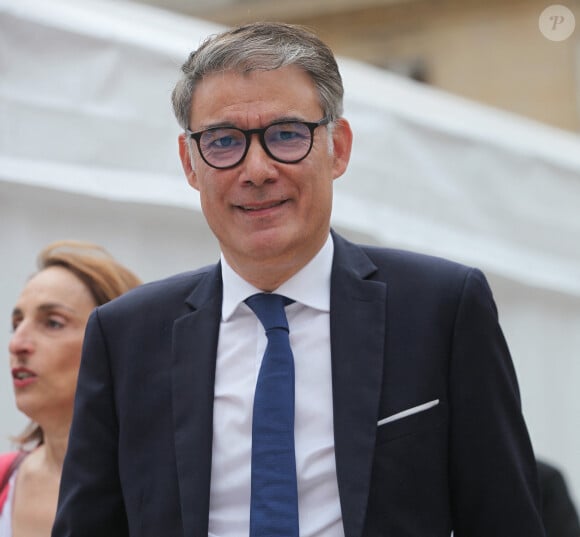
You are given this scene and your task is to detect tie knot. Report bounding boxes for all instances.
[245,293,293,332]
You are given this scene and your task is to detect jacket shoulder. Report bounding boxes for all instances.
[97,264,218,317]
[334,231,475,281]
[366,245,474,279]
[332,232,491,306]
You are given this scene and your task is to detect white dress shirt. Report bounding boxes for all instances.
[208,234,344,537]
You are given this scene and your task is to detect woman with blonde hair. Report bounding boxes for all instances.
[0,240,141,537]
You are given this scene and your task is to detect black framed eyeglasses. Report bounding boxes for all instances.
[185,117,330,170]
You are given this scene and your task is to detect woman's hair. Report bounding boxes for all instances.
[171,22,344,130]
[14,240,142,449]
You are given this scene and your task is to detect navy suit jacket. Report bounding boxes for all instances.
[53,232,545,536]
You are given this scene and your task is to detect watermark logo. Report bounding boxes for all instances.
[539,4,576,41]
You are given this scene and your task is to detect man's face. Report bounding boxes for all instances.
[178,65,352,286]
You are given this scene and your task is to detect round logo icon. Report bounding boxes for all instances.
[539,5,576,41]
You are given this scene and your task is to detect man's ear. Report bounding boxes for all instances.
[178,133,199,190]
[331,118,353,181]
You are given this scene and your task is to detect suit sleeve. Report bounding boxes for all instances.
[449,268,546,536]
[52,308,129,537]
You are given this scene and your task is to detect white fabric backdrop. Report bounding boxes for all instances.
[1,0,579,505]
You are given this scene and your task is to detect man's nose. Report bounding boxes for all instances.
[239,134,277,185]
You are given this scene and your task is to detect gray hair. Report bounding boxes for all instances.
[171,22,344,131]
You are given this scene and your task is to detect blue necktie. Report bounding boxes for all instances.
[245,293,299,537]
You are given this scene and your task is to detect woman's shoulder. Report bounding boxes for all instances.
[1,451,22,516]
[0,451,28,484]
[0,452,20,474]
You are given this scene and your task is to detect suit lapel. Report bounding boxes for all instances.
[171,264,222,537]
[330,233,387,537]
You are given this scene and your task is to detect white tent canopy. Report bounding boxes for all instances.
[1,0,579,503]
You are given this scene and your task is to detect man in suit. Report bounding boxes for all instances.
[52,22,545,536]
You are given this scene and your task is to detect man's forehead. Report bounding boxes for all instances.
[194,65,312,89]
[189,66,321,128]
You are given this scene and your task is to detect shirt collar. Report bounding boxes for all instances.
[221,234,334,321]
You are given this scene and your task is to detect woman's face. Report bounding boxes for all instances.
[9,266,96,428]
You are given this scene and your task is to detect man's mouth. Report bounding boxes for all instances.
[238,200,287,211]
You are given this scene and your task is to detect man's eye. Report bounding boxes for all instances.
[213,136,236,148]
[267,124,309,144]
[277,130,300,141]
[203,129,244,151]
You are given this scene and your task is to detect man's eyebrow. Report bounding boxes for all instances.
[269,115,306,123]
[194,121,237,131]
[196,116,306,131]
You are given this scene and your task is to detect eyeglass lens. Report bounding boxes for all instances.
[199,122,313,168]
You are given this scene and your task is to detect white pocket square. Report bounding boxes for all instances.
[377,399,440,426]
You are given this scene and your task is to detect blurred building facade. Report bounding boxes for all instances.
[134,0,580,132]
